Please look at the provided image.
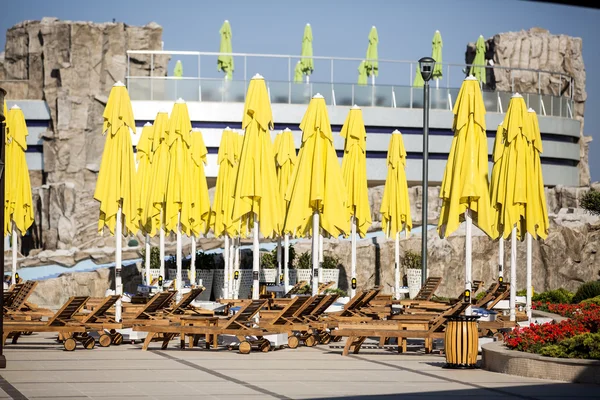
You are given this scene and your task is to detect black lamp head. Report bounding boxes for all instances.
[418,57,436,82]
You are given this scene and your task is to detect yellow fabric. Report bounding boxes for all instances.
[4,107,34,236]
[136,123,154,234]
[94,85,139,235]
[165,102,195,235]
[489,123,507,238]
[231,77,282,238]
[146,112,170,236]
[189,130,211,237]
[380,132,412,238]
[525,110,549,240]
[284,96,349,238]
[274,130,297,235]
[212,129,241,238]
[340,108,371,237]
[437,78,495,239]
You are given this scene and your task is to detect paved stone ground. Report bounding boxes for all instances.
[0,333,598,400]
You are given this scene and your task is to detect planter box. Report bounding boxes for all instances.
[260,269,278,284]
[212,269,253,300]
[288,269,297,285]
[321,269,339,289]
[195,269,213,301]
[296,269,312,284]
[407,268,422,299]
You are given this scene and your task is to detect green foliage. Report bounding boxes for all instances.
[538,333,600,360]
[581,295,600,306]
[532,288,574,304]
[516,289,527,296]
[296,284,312,294]
[572,281,600,304]
[322,255,340,270]
[140,246,161,269]
[581,188,600,216]
[195,251,216,270]
[475,291,487,301]
[402,250,422,269]
[325,287,347,297]
[261,251,276,269]
[296,252,312,269]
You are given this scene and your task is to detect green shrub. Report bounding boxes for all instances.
[516,289,527,296]
[296,252,312,269]
[581,188,600,216]
[195,251,216,270]
[581,295,600,306]
[261,252,276,269]
[322,255,340,269]
[402,250,422,270]
[140,246,161,269]
[296,284,311,294]
[538,333,600,360]
[532,288,574,304]
[475,291,487,301]
[325,287,347,297]
[572,281,600,304]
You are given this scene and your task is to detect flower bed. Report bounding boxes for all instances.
[504,303,600,359]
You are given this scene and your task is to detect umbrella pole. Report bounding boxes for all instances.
[509,227,517,322]
[11,224,17,285]
[465,209,473,314]
[395,231,400,300]
[350,216,357,298]
[498,237,504,281]
[190,236,196,285]
[144,234,151,285]
[312,211,320,296]
[526,233,533,323]
[284,233,290,294]
[276,236,282,285]
[228,239,235,298]
[252,216,260,300]
[233,237,240,299]
[176,213,182,302]
[115,206,123,322]
[159,211,165,288]
[318,233,324,283]
[224,234,230,299]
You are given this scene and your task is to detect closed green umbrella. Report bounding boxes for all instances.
[413,65,424,88]
[300,23,314,83]
[469,35,486,84]
[218,20,234,80]
[365,26,378,85]
[357,60,368,86]
[432,30,443,82]
[294,61,303,83]
[174,60,183,78]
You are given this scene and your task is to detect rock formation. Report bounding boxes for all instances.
[467,28,591,186]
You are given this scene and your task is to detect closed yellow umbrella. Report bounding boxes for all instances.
[136,122,154,235]
[274,128,297,290]
[94,81,138,320]
[5,105,34,284]
[340,106,371,297]
[437,76,495,294]
[284,93,349,295]
[232,74,282,299]
[380,130,412,299]
[489,122,507,282]
[165,99,195,298]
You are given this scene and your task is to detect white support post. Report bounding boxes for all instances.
[510,227,517,322]
[284,234,290,294]
[233,237,240,299]
[228,239,235,298]
[318,233,324,283]
[159,211,165,287]
[350,216,357,299]
[145,234,151,285]
[465,208,473,315]
[276,236,282,285]
[252,216,260,300]
[115,207,123,322]
[224,234,230,299]
[394,231,400,300]
[498,237,504,280]
[526,233,533,322]
[190,236,196,285]
[11,224,17,285]
[176,213,182,302]
[312,212,320,296]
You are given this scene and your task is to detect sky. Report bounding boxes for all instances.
[1,0,599,182]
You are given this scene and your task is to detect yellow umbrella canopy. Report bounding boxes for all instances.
[4,105,34,236]
[274,128,297,234]
[94,82,138,235]
[212,128,240,238]
[231,75,282,238]
[136,122,154,234]
[165,99,195,235]
[340,106,371,237]
[489,122,507,238]
[437,76,495,239]
[525,109,549,240]
[147,111,170,236]
[284,94,349,237]
[380,130,412,238]
[189,129,211,237]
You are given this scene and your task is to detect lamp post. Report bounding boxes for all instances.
[418,57,435,286]
[0,87,7,368]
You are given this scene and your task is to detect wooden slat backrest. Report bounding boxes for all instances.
[48,296,89,326]
[83,295,120,323]
[317,281,335,294]
[428,300,470,333]
[485,282,510,310]
[285,281,308,297]
[474,282,501,308]
[134,292,175,319]
[222,300,266,329]
[339,290,368,316]
[9,281,38,311]
[294,294,328,319]
[309,294,339,318]
[357,288,382,309]
[169,287,205,315]
[413,277,442,301]
[264,297,304,326]
[4,283,24,308]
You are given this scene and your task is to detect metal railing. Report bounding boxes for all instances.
[125,50,575,118]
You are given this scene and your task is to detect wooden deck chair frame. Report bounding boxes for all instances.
[75,295,123,347]
[121,291,177,327]
[284,281,308,297]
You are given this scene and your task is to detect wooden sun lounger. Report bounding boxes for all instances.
[134,299,274,354]
[3,281,53,320]
[325,288,382,323]
[284,281,308,297]
[121,291,177,327]
[161,287,210,317]
[3,296,95,351]
[72,295,124,347]
[333,300,471,355]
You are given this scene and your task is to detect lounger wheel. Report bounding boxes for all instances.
[304,334,317,347]
[239,340,252,354]
[493,332,504,342]
[111,333,123,345]
[287,335,299,349]
[64,338,77,351]
[83,336,95,350]
[99,334,112,347]
[319,332,331,344]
